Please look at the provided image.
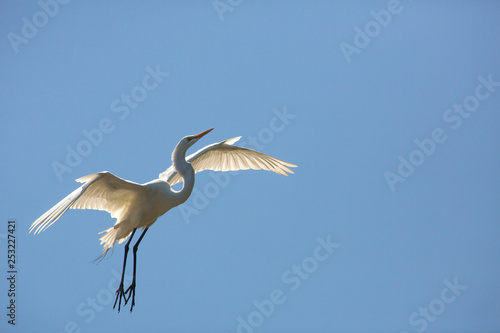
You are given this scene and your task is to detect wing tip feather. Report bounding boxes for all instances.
[223,137,241,145]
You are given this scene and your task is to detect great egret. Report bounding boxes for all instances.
[30,128,297,312]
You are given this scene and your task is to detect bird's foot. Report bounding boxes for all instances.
[113,282,129,313]
[123,281,137,312]
[113,280,137,313]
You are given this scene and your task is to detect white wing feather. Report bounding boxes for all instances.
[29,171,145,234]
[159,137,297,186]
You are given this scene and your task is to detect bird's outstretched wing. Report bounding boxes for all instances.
[159,137,297,186]
[30,172,145,235]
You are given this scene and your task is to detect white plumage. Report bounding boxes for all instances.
[30,129,296,312]
[160,136,296,185]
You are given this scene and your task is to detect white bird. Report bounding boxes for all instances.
[30,128,296,312]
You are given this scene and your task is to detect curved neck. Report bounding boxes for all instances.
[172,146,195,204]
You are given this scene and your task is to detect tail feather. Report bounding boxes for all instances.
[93,226,116,262]
[93,246,114,263]
[99,226,117,249]
[96,223,133,261]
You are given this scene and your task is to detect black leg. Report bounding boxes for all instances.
[124,227,149,312]
[113,229,136,313]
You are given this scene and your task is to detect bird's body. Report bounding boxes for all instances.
[96,175,187,255]
[30,129,296,312]
[31,172,188,256]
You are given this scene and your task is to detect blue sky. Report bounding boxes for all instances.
[1,1,500,332]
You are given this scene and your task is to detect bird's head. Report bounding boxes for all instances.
[176,128,214,153]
